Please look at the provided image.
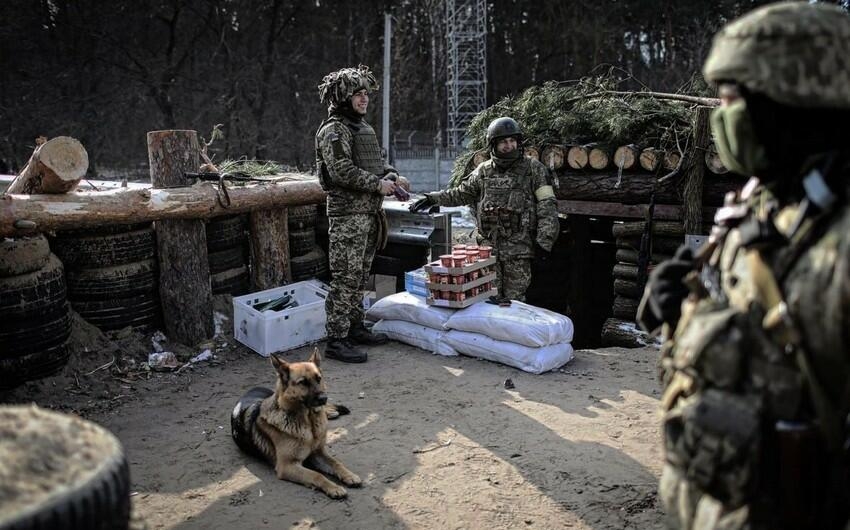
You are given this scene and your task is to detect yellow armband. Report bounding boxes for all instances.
[534,185,555,201]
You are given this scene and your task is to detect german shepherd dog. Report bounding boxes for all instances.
[231,348,362,498]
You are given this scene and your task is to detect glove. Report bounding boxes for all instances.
[534,242,551,260]
[644,245,694,328]
[409,194,437,213]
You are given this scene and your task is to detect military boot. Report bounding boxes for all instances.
[325,338,367,363]
[348,322,389,345]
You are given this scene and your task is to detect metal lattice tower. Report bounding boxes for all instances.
[446,0,487,150]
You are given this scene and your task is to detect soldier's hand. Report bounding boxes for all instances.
[645,245,694,328]
[409,194,437,213]
[378,178,398,196]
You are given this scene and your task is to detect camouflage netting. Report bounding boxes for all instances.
[450,75,708,187]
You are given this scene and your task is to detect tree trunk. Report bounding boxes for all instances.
[148,129,214,345]
[567,145,589,169]
[0,177,325,238]
[249,208,292,290]
[554,172,679,203]
[540,144,565,170]
[6,137,88,194]
[613,144,640,170]
[683,106,711,234]
[587,143,612,170]
[601,317,654,348]
[639,147,662,172]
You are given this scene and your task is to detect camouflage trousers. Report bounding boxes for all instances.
[494,256,531,302]
[325,214,379,339]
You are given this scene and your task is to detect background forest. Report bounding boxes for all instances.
[1,0,846,175]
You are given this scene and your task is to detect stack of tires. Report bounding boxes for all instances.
[50,223,162,332]
[0,235,72,390]
[207,215,251,295]
[289,205,329,282]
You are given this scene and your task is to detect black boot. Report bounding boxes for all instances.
[325,338,368,363]
[348,323,388,345]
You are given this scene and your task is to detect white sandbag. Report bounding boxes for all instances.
[444,330,573,374]
[444,300,574,347]
[365,291,455,330]
[372,319,458,357]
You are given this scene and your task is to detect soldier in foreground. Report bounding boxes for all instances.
[638,3,850,529]
[315,65,398,363]
[410,117,558,302]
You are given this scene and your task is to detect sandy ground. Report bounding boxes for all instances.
[2,298,666,530]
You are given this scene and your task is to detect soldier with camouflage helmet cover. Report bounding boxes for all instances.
[315,64,399,363]
[411,117,559,302]
[638,3,850,529]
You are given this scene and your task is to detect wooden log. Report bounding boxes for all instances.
[704,143,729,174]
[566,145,589,169]
[616,235,683,256]
[613,278,642,298]
[613,144,640,170]
[683,107,711,234]
[663,150,682,171]
[601,317,655,348]
[540,144,565,170]
[6,136,88,194]
[587,143,612,170]
[612,296,639,320]
[554,172,680,204]
[0,177,325,238]
[556,199,691,221]
[639,147,662,172]
[613,263,638,281]
[615,248,673,264]
[472,148,489,167]
[250,209,292,290]
[148,129,213,345]
[524,146,539,161]
[612,221,684,239]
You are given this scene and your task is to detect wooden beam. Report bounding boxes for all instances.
[0,177,326,238]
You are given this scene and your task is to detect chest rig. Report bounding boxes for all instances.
[476,159,535,241]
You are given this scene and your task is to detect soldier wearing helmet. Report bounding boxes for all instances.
[637,3,850,529]
[411,117,559,302]
[315,65,399,363]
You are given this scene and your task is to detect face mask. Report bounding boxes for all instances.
[710,99,768,177]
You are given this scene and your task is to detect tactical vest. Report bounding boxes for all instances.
[348,119,384,177]
[476,158,537,255]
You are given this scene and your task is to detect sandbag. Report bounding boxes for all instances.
[372,319,458,357]
[444,300,574,347]
[444,330,574,374]
[365,291,455,330]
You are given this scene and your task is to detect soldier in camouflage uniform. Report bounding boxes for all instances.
[315,65,399,363]
[411,117,559,301]
[637,3,850,529]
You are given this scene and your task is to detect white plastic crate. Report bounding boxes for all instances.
[233,280,329,356]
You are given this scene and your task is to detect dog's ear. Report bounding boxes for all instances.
[308,347,322,368]
[270,354,290,382]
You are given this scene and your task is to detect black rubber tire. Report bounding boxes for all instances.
[0,405,131,529]
[65,259,158,301]
[208,246,247,274]
[50,228,156,269]
[287,205,318,230]
[211,266,250,296]
[0,255,66,325]
[0,235,50,277]
[0,343,72,390]
[291,248,329,282]
[288,228,317,258]
[72,294,161,332]
[206,215,247,252]
[0,304,71,358]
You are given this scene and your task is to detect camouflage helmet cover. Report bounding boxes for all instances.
[318,64,379,107]
[703,1,850,109]
[486,117,524,145]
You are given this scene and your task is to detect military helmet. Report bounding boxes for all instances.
[318,64,379,107]
[486,117,523,146]
[703,1,850,109]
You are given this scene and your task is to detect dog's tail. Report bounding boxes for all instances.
[325,403,351,420]
[231,387,273,459]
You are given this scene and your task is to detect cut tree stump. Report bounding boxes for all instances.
[250,209,292,290]
[6,137,88,194]
[566,145,589,169]
[148,129,213,345]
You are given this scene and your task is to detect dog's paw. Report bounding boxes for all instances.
[341,472,362,488]
[323,483,348,499]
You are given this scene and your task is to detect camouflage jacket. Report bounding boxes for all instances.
[315,113,393,217]
[434,157,559,258]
